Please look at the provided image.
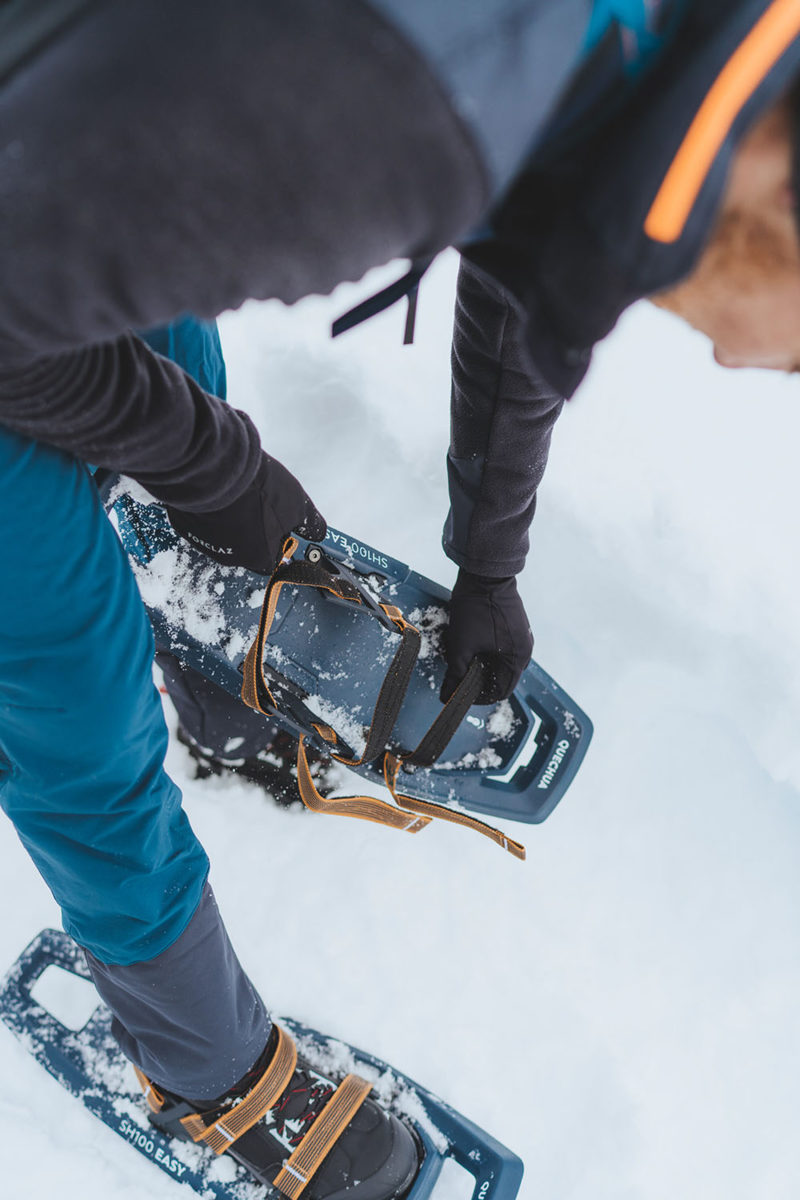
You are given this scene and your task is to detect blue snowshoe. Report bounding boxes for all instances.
[113,490,592,859]
[0,930,524,1200]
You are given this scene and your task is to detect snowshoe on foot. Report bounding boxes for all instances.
[177,725,338,808]
[139,1023,421,1200]
[1,929,525,1200]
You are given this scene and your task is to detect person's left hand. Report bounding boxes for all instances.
[166,450,326,575]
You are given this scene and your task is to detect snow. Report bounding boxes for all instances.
[486,701,517,742]
[131,544,227,648]
[302,695,368,760]
[2,252,800,1199]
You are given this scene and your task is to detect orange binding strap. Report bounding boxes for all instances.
[296,736,430,834]
[645,0,800,243]
[296,737,525,860]
[134,1065,165,1113]
[384,754,527,862]
[242,537,359,716]
[178,1024,298,1155]
[273,1074,373,1200]
[136,1028,372,1199]
[242,541,421,770]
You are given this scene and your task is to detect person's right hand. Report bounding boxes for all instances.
[167,450,326,575]
[441,568,533,705]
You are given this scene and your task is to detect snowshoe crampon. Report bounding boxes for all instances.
[114,491,592,859]
[0,930,524,1200]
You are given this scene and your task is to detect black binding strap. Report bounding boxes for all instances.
[242,543,421,767]
[398,656,487,769]
[339,613,420,767]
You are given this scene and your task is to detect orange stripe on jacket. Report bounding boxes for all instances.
[645,0,800,243]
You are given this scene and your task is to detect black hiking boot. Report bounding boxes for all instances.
[177,726,338,808]
[139,1024,422,1200]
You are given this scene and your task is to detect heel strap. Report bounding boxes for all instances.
[136,1024,296,1153]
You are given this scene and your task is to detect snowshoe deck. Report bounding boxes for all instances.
[115,494,591,825]
[0,930,524,1200]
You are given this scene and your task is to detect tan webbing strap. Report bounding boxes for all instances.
[296,736,430,834]
[241,546,422,771]
[134,1065,165,1113]
[242,538,364,717]
[384,754,527,862]
[179,1025,298,1156]
[241,537,298,715]
[273,1074,373,1200]
[296,737,524,859]
[312,722,338,745]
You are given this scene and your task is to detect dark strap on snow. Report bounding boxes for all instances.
[403,278,421,345]
[331,254,434,345]
[333,601,420,769]
[241,539,526,860]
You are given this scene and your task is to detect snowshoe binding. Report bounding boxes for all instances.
[141,1023,421,1200]
[0,930,525,1200]
[113,488,593,859]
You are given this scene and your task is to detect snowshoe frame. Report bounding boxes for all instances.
[0,930,524,1200]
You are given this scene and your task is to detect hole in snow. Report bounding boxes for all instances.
[433,1158,477,1200]
[31,966,99,1031]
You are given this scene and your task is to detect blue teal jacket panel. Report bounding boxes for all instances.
[141,317,227,402]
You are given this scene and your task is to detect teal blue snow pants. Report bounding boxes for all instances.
[0,319,271,1098]
[0,316,226,966]
[0,425,210,965]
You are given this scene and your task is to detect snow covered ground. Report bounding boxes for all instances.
[2,252,799,1200]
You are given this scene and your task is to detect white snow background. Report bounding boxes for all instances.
[1,251,799,1199]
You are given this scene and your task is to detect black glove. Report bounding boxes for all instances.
[166,451,326,575]
[441,569,533,705]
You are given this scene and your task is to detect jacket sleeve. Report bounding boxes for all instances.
[0,334,263,512]
[443,256,564,578]
[0,0,486,514]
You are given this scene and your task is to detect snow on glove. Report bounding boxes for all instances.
[166,451,326,576]
[441,569,533,705]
